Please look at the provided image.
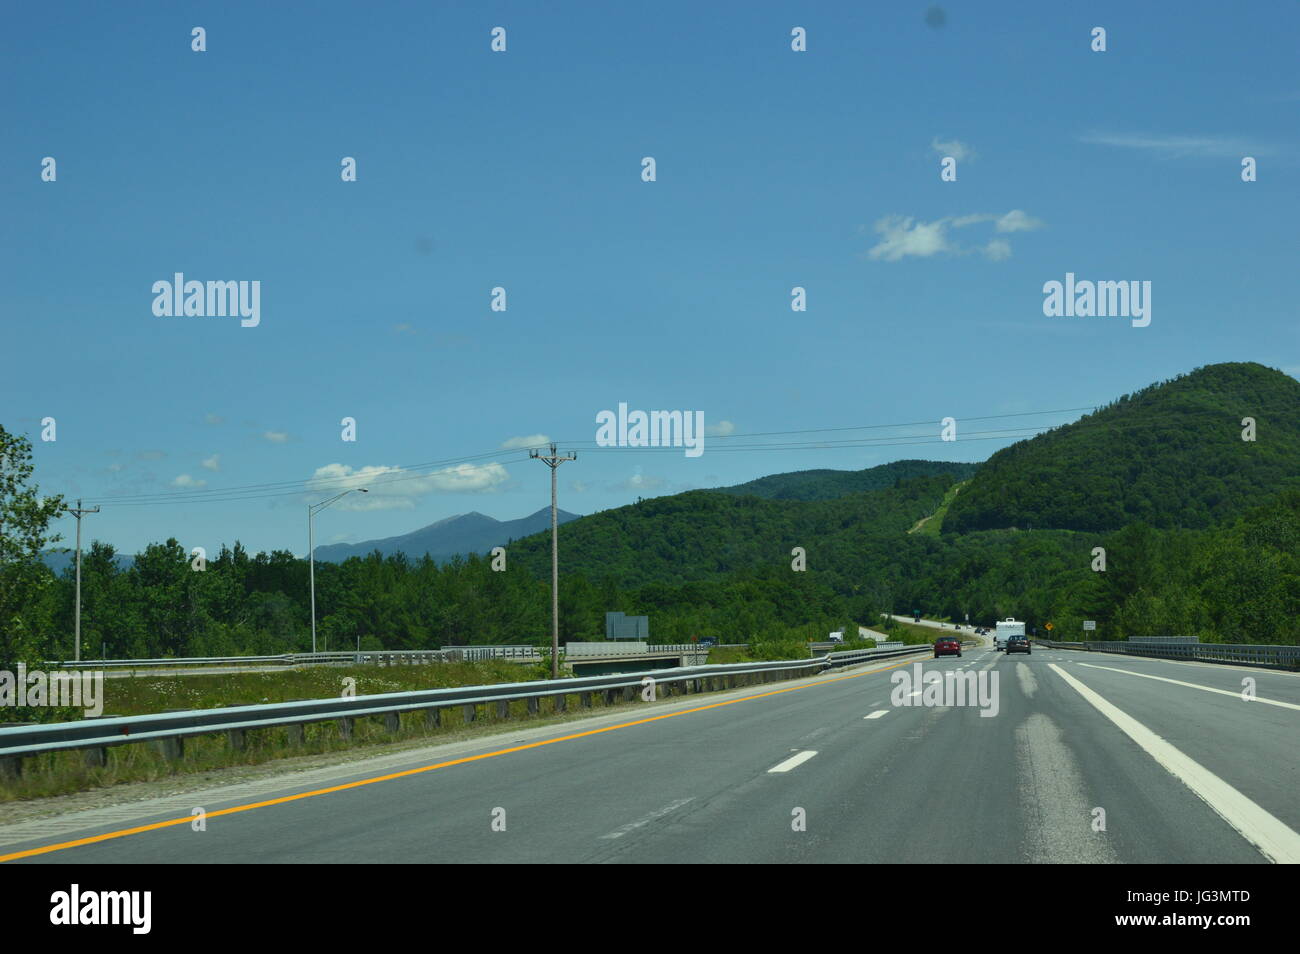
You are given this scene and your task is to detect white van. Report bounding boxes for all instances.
[994,619,1025,651]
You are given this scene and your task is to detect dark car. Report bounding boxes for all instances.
[1006,635,1031,655]
[934,636,962,658]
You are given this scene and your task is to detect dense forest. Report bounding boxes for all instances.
[3,362,1299,667]
[945,363,1300,533]
[11,481,1297,663]
[717,459,981,502]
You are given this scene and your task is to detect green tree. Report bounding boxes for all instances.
[0,425,66,667]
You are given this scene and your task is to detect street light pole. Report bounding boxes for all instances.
[530,443,575,679]
[309,487,368,654]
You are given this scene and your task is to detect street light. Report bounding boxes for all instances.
[309,487,367,654]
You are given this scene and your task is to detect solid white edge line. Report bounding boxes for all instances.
[1075,662,1300,711]
[1048,663,1300,864]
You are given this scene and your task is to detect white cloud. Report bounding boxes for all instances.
[171,474,207,489]
[867,210,1044,262]
[705,420,735,437]
[995,209,1043,233]
[950,213,994,228]
[201,453,220,471]
[500,433,550,449]
[931,137,974,162]
[867,216,951,261]
[982,239,1012,261]
[1078,131,1270,159]
[264,431,290,444]
[610,468,666,493]
[307,461,510,510]
[204,413,224,425]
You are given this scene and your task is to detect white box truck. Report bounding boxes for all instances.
[994,618,1025,651]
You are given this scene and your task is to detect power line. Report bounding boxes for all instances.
[73,404,1099,507]
[65,399,1286,510]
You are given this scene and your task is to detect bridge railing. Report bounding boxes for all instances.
[46,646,544,670]
[46,642,730,671]
[1036,639,1300,670]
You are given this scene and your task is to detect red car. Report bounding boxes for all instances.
[933,636,962,658]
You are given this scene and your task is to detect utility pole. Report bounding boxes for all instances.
[67,499,100,662]
[530,443,576,679]
[308,488,368,654]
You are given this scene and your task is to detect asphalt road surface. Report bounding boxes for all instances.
[2,644,1297,864]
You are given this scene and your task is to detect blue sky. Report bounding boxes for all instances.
[3,0,1297,557]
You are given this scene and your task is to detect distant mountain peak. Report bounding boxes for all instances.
[312,508,581,564]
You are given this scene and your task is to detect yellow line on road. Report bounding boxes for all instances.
[0,656,921,862]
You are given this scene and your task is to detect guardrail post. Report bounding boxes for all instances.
[384,712,401,733]
[338,717,355,740]
[602,689,616,706]
[496,700,509,719]
[580,692,592,708]
[84,746,109,768]
[553,693,567,712]
[286,723,304,745]
[151,709,186,761]
[227,728,246,752]
[462,704,477,724]
[622,686,635,703]
[424,708,441,729]
[0,756,21,780]
[527,697,539,715]
[152,736,184,761]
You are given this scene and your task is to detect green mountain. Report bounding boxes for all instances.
[717,459,980,501]
[943,363,1300,534]
[507,474,966,586]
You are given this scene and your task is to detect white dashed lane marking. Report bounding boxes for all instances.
[768,751,818,773]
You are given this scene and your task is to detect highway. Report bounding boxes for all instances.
[2,642,1298,864]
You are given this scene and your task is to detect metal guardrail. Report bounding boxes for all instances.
[1036,639,1300,670]
[1,643,929,770]
[48,642,727,671]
